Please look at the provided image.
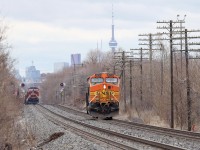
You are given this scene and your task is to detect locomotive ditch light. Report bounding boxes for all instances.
[103,85,106,89]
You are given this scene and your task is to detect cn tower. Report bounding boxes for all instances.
[109,4,117,53]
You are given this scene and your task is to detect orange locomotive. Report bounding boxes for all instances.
[86,72,120,119]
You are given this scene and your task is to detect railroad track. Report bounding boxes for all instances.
[35,104,186,150]
[54,104,200,149]
[34,105,132,150]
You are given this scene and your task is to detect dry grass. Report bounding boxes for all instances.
[0,94,23,149]
[0,20,34,149]
[41,48,200,131]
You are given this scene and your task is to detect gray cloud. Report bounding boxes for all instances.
[1,0,200,75]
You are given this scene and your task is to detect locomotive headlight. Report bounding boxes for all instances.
[103,85,106,89]
[95,98,100,101]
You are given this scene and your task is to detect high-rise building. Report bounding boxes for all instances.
[13,69,22,81]
[54,62,69,72]
[109,4,118,53]
[25,66,41,83]
[71,54,81,66]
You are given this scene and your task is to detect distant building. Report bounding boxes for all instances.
[71,54,81,66]
[13,69,22,81]
[54,62,69,72]
[25,66,41,83]
[40,73,50,82]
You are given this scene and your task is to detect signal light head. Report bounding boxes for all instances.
[21,83,25,87]
[60,83,65,87]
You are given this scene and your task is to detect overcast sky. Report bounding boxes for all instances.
[1,0,200,76]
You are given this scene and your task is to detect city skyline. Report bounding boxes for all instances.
[71,53,81,66]
[1,0,200,76]
[25,65,41,83]
[54,62,69,72]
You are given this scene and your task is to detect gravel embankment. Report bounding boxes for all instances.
[45,105,200,150]
[22,105,117,150]
[20,104,200,150]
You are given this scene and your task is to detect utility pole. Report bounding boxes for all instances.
[177,14,186,78]
[170,20,174,129]
[157,19,185,129]
[160,44,165,95]
[122,51,126,111]
[72,55,76,104]
[138,33,162,102]
[130,48,148,103]
[114,51,134,112]
[129,60,133,108]
[157,24,200,131]
[113,51,127,112]
[180,29,200,131]
[149,34,153,101]
[140,48,143,102]
[184,29,191,131]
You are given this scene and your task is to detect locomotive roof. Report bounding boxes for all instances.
[88,72,119,80]
[28,87,39,89]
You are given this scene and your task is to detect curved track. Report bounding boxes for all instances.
[35,105,133,150]
[55,104,200,149]
[57,105,200,138]
[35,104,188,150]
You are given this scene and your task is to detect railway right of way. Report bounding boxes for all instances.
[35,104,195,150]
[54,104,200,150]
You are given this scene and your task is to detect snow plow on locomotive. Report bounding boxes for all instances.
[86,72,120,119]
[24,87,40,104]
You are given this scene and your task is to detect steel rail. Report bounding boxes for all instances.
[37,105,185,150]
[35,105,135,150]
[57,104,200,140]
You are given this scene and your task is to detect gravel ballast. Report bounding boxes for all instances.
[23,105,117,150]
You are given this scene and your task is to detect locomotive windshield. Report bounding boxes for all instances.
[91,78,103,85]
[106,78,118,84]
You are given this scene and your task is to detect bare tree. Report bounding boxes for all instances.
[41,49,114,107]
[0,19,24,149]
[41,45,200,131]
